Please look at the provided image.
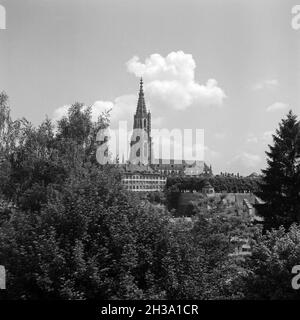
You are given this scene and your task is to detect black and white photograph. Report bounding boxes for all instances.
[0,0,300,314]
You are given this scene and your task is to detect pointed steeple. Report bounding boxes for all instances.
[130,78,152,165]
[136,78,147,115]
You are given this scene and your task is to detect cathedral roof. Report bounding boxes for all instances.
[119,163,154,174]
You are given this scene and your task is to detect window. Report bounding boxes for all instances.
[143,142,148,158]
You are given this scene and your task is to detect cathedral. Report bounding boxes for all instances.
[127,78,212,175]
[120,79,212,192]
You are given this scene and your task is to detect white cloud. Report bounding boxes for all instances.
[89,100,114,122]
[126,51,226,110]
[53,105,70,121]
[266,102,288,112]
[253,79,279,91]
[53,51,226,126]
[53,95,136,128]
[92,94,136,125]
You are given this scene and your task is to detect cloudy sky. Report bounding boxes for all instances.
[1,0,300,175]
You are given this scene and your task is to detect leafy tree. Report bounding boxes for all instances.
[0,100,110,212]
[4,92,299,301]
[166,184,180,211]
[242,224,300,299]
[161,210,254,299]
[0,165,170,299]
[166,175,260,195]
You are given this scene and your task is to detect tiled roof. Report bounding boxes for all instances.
[153,159,205,166]
[119,163,154,174]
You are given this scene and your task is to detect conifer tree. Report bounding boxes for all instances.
[257,110,300,230]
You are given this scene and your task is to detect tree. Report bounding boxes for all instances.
[0,92,31,205]
[256,110,300,230]
[242,224,300,299]
[5,92,297,300]
[0,101,110,212]
[161,210,254,300]
[166,184,180,211]
[0,165,171,299]
[0,92,30,156]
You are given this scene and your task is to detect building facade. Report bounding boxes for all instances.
[120,164,166,192]
[151,159,212,177]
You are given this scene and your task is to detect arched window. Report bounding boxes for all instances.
[143,142,148,158]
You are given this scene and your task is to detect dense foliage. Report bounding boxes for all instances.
[242,224,300,299]
[1,92,300,300]
[166,175,261,194]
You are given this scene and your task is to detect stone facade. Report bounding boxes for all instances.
[120,164,166,192]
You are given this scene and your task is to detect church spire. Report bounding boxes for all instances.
[136,78,147,115]
[130,78,152,165]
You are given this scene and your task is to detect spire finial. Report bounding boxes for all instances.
[140,77,143,90]
[136,78,147,115]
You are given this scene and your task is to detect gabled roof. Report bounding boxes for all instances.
[247,172,260,178]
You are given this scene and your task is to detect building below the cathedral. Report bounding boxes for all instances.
[120,164,166,192]
[119,79,212,192]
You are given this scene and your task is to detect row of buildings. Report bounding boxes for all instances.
[120,164,167,192]
[119,163,215,193]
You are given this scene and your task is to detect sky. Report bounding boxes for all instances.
[1,0,300,175]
